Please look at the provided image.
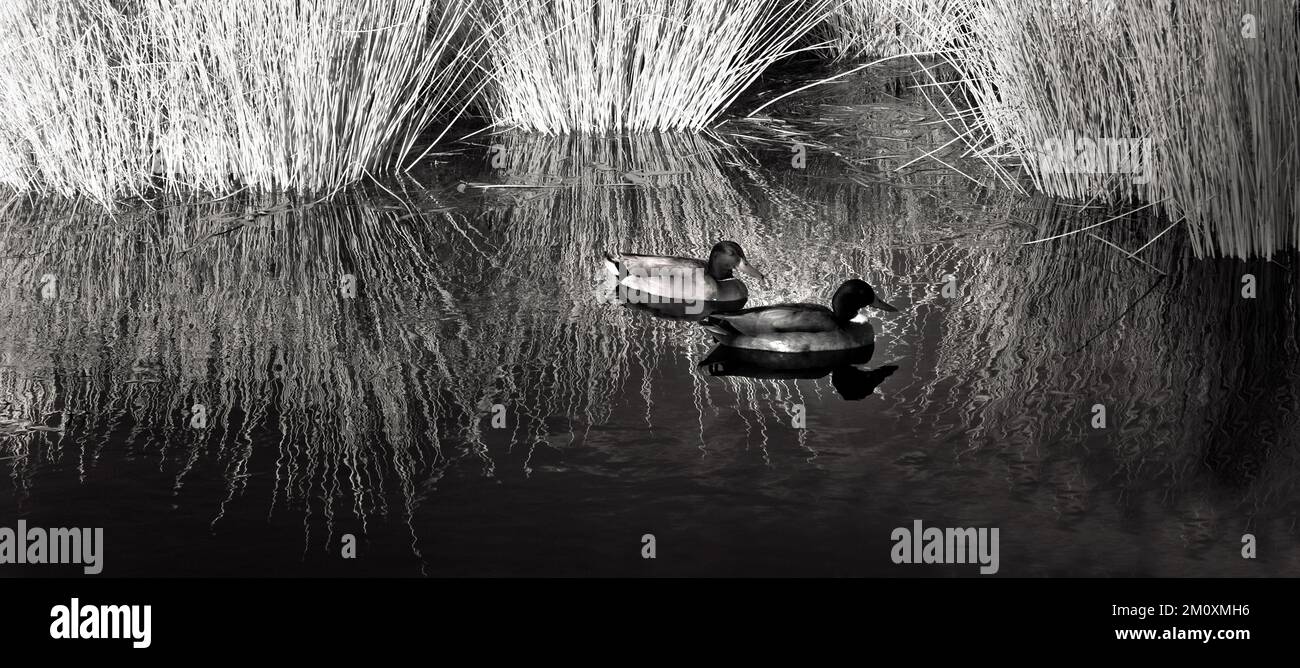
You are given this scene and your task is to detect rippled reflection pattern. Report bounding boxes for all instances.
[1,121,1296,576]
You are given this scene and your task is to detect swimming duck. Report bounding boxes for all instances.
[603,241,764,307]
[701,279,898,353]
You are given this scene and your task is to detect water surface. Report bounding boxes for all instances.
[2,66,1297,577]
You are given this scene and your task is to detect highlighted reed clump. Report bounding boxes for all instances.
[472,0,835,133]
[810,1,1297,257]
[813,0,964,61]
[0,0,476,206]
[928,0,1299,258]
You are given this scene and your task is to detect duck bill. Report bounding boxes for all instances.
[736,259,765,281]
[871,295,899,312]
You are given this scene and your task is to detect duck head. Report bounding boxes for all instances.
[831,278,898,323]
[707,241,764,281]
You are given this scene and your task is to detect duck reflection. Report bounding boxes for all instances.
[611,295,747,321]
[698,344,898,400]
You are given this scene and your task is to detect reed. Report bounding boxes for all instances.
[813,0,964,61]
[922,0,1299,258]
[0,0,476,206]
[811,0,1298,257]
[471,0,835,133]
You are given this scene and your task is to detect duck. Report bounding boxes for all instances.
[701,279,898,353]
[603,241,764,308]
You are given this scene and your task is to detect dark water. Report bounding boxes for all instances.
[2,66,1298,576]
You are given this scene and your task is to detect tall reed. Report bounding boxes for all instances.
[814,0,965,61]
[0,0,476,206]
[926,0,1299,257]
[813,0,1297,257]
[471,0,835,133]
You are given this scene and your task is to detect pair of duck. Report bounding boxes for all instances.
[603,240,899,353]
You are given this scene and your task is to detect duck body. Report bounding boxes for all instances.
[702,304,873,352]
[701,279,898,353]
[603,241,763,307]
[604,253,748,303]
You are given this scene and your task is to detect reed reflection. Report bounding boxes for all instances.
[0,121,1294,574]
